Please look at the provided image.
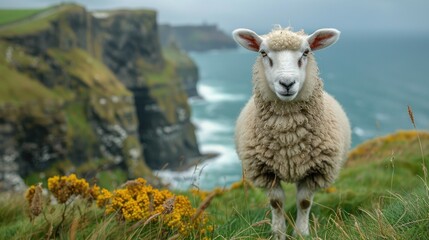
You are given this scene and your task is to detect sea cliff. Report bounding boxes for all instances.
[0,4,202,191]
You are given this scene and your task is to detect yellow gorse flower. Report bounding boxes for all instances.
[25,185,36,205]
[26,175,212,238]
[47,174,89,203]
[100,178,210,236]
[96,188,112,208]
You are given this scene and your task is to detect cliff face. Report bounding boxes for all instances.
[159,24,237,52]
[93,10,201,169]
[0,4,200,191]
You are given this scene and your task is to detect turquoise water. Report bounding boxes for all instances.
[158,33,429,190]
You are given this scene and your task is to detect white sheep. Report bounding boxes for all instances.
[232,26,351,239]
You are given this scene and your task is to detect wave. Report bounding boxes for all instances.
[352,126,376,139]
[198,84,246,103]
[155,144,241,190]
[193,119,233,143]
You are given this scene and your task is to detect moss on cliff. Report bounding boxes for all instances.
[139,58,190,124]
[64,101,97,148]
[0,65,58,105]
[163,45,195,69]
[48,48,130,97]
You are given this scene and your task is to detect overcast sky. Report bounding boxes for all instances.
[1,0,429,34]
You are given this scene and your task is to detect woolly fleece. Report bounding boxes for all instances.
[235,28,351,190]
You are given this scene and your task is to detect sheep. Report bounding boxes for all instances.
[232,26,351,239]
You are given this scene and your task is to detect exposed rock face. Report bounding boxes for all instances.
[0,4,200,191]
[94,10,201,169]
[0,103,65,192]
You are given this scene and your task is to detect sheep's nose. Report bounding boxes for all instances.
[279,80,296,91]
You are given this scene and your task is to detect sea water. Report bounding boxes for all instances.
[157,33,429,190]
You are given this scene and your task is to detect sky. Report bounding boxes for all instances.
[1,0,429,35]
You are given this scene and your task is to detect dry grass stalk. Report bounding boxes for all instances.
[122,179,144,188]
[351,215,367,240]
[407,105,427,185]
[162,195,176,214]
[69,217,79,240]
[192,191,218,221]
[142,212,161,227]
[45,222,53,240]
[30,183,43,220]
[250,219,270,227]
[311,213,320,239]
[167,234,180,240]
[407,105,416,128]
[141,196,177,227]
[389,151,396,191]
[331,217,351,240]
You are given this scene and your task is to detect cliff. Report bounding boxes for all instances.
[93,9,202,168]
[0,4,201,191]
[159,24,237,52]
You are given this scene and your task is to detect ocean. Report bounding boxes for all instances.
[157,33,429,190]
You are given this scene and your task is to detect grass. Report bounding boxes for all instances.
[163,45,196,69]
[0,8,45,25]
[48,48,130,97]
[0,65,59,105]
[1,131,428,239]
[0,4,83,36]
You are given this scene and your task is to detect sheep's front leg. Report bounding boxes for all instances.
[268,184,286,240]
[294,182,316,236]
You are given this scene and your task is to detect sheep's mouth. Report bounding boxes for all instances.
[277,91,296,97]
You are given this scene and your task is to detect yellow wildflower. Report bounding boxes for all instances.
[25,185,36,205]
[47,174,90,203]
[88,184,101,201]
[99,177,211,238]
[96,188,112,208]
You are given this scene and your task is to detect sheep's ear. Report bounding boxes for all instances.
[232,28,263,52]
[307,28,340,51]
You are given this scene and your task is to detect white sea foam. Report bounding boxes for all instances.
[194,119,231,134]
[198,84,246,102]
[156,144,241,190]
[352,126,376,138]
[194,119,232,140]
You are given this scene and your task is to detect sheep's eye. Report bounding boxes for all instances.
[303,49,310,57]
[260,50,268,57]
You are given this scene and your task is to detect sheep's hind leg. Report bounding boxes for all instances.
[294,182,316,236]
[267,183,286,240]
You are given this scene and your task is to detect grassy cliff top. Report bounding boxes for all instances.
[0,8,47,25]
[0,4,84,36]
[93,8,156,16]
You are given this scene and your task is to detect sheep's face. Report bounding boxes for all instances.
[233,27,340,102]
[258,41,309,101]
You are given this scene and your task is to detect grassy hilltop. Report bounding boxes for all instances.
[0,130,428,239]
